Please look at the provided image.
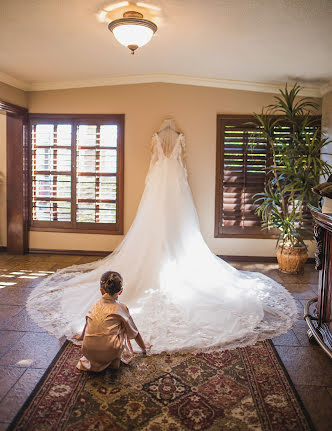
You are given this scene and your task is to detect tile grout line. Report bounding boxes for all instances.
[0,308,26,331]
[0,367,28,405]
[1,305,48,334]
[0,332,26,360]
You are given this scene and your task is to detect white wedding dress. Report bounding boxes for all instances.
[27,121,297,354]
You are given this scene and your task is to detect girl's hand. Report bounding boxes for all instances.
[142,343,152,354]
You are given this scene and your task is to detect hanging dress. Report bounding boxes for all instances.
[27,124,297,354]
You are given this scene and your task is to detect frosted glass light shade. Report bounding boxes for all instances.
[113,24,154,47]
[108,12,157,53]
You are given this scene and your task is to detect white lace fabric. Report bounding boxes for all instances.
[27,127,297,354]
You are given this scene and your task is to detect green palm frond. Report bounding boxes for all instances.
[252,83,332,246]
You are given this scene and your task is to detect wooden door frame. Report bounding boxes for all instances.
[0,99,29,254]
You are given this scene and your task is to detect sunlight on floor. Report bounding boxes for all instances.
[16,359,34,367]
[19,276,39,279]
[0,269,55,288]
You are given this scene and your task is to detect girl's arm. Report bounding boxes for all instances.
[121,303,151,353]
[134,332,147,353]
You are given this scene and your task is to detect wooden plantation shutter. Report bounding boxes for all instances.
[215,115,321,238]
[300,118,322,230]
[76,122,119,228]
[31,122,72,224]
[215,115,274,238]
[30,114,124,234]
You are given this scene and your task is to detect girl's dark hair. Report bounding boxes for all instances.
[100,271,123,296]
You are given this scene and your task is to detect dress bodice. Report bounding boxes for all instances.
[150,132,186,172]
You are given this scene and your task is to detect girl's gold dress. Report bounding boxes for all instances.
[76,294,138,372]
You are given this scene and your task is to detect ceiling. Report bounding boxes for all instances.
[0,0,331,93]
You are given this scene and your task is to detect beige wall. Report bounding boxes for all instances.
[0,113,6,246]
[26,82,317,256]
[0,81,28,107]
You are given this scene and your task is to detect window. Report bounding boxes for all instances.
[215,115,320,238]
[29,114,124,234]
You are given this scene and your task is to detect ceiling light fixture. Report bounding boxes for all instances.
[108,10,157,54]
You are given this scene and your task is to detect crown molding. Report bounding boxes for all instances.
[0,71,324,97]
[27,74,323,97]
[0,72,31,91]
[321,80,332,97]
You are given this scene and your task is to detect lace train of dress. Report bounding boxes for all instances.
[27,126,297,354]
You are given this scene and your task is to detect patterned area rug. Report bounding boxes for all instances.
[10,341,313,431]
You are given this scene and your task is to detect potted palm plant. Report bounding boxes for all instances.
[251,84,332,273]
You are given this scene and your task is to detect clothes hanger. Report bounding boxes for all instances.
[157,118,181,135]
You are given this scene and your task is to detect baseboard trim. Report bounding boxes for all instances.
[220,255,277,262]
[1,247,314,263]
[25,249,314,263]
[28,248,110,257]
[219,255,315,264]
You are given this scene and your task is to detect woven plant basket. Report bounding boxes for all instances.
[276,244,308,274]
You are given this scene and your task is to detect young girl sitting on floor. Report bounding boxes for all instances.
[75,271,147,372]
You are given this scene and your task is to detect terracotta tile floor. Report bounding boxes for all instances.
[0,253,331,430]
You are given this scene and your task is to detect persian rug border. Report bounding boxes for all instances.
[268,341,315,430]
[8,340,315,431]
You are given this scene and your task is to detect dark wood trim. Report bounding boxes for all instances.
[215,114,275,239]
[219,255,315,263]
[310,206,332,232]
[23,115,30,247]
[307,207,332,358]
[71,120,77,228]
[217,114,321,123]
[29,248,110,256]
[6,113,29,254]
[24,249,314,263]
[1,98,29,255]
[217,233,280,239]
[29,114,125,122]
[215,114,321,239]
[29,114,125,235]
[214,114,222,237]
[29,226,123,235]
[0,100,28,116]
[117,114,124,235]
[0,246,6,252]
[219,255,277,262]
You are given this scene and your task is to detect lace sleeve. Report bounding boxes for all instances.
[149,134,159,169]
[179,134,186,167]
[178,134,188,177]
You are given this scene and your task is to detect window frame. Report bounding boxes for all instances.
[29,114,124,235]
[215,114,321,239]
